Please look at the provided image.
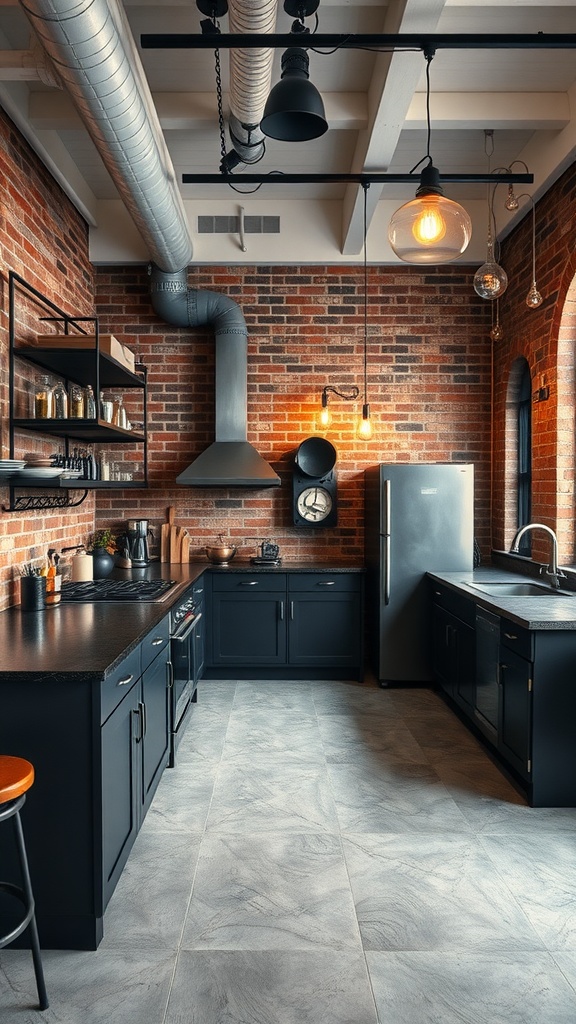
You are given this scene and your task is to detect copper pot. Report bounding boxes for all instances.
[205,540,237,565]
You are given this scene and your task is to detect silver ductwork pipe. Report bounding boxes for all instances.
[224,0,277,168]
[20,0,193,274]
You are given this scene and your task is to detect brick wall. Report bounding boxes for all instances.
[93,264,493,565]
[493,161,576,565]
[0,107,96,610]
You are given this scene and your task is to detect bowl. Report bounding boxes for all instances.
[206,544,237,565]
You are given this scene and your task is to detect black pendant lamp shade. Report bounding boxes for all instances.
[260,47,328,142]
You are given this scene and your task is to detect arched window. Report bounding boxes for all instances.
[517,361,532,554]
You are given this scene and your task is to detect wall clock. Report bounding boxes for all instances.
[292,437,337,528]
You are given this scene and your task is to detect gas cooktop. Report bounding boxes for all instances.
[61,579,177,603]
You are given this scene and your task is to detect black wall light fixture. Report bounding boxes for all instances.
[318,384,359,430]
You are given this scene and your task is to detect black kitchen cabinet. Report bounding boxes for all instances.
[430,577,576,806]
[102,616,170,905]
[210,574,287,667]
[287,574,363,669]
[206,570,363,679]
[431,584,475,712]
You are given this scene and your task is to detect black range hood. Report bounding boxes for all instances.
[175,330,281,488]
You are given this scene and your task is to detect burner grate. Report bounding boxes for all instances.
[61,579,176,602]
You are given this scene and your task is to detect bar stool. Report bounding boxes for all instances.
[0,755,48,1011]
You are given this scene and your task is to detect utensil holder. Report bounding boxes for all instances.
[20,575,46,612]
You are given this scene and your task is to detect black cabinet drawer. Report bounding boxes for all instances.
[288,573,362,594]
[500,619,533,660]
[140,615,170,673]
[101,646,140,724]
[211,573,286,593]
[429,580,476,626]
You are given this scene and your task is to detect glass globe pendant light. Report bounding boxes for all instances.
[473,182,508,300]
[388,49,472,264]
[490,298,504,342]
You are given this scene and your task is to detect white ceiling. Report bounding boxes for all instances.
[0,0,575,264]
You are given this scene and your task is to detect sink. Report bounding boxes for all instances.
[468,581,573,597]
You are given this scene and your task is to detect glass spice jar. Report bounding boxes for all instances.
[84,384,96,419]
[34,375,54,418]
[53,380,68,419]
[69,384,84,418]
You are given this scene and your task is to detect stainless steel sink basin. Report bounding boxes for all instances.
[468,581,573,597]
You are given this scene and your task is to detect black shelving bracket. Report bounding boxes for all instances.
[3,489,89,513]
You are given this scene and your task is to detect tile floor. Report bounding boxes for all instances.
[3,677,576,1023]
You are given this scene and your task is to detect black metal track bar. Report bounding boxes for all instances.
[182,172,534,185]
[141,32,576,51]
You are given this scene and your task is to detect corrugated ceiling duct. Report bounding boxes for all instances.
[226,0,278,166]
[20,0,280,485]
[20,0,193,273]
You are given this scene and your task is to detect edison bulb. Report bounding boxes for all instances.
[526,282,543,309]
[490,322,504,342]
[318,406,331,429]
[474,261,508,299]
[358,416,372,440]
[412,198,446,245]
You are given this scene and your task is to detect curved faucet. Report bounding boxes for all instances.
[509,523,564,589]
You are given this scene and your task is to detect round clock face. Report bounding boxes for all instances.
[296,486,333,523]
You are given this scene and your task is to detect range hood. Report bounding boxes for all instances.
[150,268,280,488]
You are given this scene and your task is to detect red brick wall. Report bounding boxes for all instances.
[0,107,96,609]
[492,161,576,565]
[93,264,493,565]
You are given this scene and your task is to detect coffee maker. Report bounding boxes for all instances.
[125,519,153,567]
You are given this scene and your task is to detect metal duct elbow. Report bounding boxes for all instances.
[150,266,280,488]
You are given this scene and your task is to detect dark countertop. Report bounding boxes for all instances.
[1,560,363,677]
[428,567,576,630]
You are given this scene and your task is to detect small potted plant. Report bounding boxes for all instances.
[89,528,117,578]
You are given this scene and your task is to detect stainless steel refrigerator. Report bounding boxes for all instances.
[364,463,474,686]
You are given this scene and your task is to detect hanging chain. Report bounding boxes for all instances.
[214,42,227,167]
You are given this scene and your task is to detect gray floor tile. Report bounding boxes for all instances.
[221,707,325,765]
[100,830,200,950]
[328,762,473,833]
[480,832,576,949]
[342,832,543,951]
[366,950,576,1024]
[181,832,361,950]
[206,761,341,833]
[165,950,379,1024]
[0,948,175,1023]
[143,762,218,833]
[318,713,428,765]
[232,679,316,713]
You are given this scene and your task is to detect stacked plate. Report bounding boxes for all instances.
[17,454,63,479]
[0,458,26,479]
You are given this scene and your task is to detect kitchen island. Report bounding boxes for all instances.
[0,560,363,949]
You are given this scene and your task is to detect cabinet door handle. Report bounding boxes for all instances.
[133,706,142,742]
[139,700,147,739]
[317,580,335,586]
[167,660,174,690]
[504,632,517,640]
[240,580,258,586]
[279,600,284,620]
[117,673,134,687]
[290,601,294,620]
[151,637,164,647]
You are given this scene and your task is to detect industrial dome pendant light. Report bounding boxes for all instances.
[260,0,327,143]
[388,48,472,264]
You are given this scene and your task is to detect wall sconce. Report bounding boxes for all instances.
[318,385,359,429]
[388,48,472,264]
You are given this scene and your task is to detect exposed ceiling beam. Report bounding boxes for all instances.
[404,92,571,131]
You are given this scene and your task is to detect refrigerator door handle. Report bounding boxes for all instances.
[381,534,391,605]
[383,477,391,604]
[382,477,391,535]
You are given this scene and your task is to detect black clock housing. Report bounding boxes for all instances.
[292,437,338,527]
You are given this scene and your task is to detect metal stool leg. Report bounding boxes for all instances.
[0,797,48,1011]
[12,810,49,1011]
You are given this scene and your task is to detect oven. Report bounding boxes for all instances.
[169,587,202,766]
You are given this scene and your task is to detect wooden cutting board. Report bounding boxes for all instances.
[180,532,190,563]
[160,506,175,563]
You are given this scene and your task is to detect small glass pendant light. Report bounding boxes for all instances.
[490,299,504,342]
[525,198,543,308]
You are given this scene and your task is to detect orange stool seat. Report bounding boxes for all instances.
[0,755,48,1011]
